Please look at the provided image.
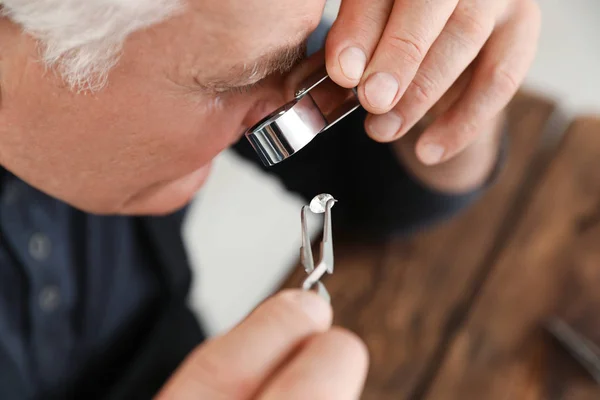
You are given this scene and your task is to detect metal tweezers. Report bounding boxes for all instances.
[300,194,337,302]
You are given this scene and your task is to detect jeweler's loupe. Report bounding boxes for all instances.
[244,64,361,167]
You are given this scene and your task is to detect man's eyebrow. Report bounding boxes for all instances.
[198,40,307,92]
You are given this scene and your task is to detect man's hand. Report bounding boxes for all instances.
[156,290,368,399]
[324,0,540,166]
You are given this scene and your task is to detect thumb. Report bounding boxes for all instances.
[155,289,333,400]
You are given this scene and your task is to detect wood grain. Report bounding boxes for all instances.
[424,118,600,400]
[280,92,556,399]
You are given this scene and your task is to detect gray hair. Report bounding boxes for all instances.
[1,0,183,91]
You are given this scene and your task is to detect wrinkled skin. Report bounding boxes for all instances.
[0,0,325,214]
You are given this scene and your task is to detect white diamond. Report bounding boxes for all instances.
[309,193,336,214]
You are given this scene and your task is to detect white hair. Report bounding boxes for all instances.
[1,0,183,91]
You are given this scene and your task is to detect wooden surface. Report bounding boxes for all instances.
[280,92,600,399]
[424,116,600,399]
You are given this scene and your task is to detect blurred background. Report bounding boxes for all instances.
[182,0,600,336]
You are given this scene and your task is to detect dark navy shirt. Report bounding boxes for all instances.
[0,169,163,399]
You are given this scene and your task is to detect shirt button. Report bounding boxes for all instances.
[2,182,19,205]
[29,233,52,261]
[39,286,61,312]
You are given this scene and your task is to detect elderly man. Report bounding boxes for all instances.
[0,0,540,398]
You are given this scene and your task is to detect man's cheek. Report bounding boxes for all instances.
[208,94,268,141]
[191,97,249,149]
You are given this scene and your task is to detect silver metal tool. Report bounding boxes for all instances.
[545,317,600,384]
[300,194,337,302]
[245,65,361,167]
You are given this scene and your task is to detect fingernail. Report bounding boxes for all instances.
[338,47,367,81]
[419,142,445,165]
[364,72,399,110]
[280,290,333,327]
[368,111,403,141]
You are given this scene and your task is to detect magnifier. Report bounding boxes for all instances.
[244,64,362,167]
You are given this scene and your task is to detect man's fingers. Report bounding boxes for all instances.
[357,0,459,114]
[367,0,496,143]
[258,328,369,400]
[325,0,393,89]
[415,0,541,165]
[156,290,333,400]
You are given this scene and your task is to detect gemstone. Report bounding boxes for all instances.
[309,193,336,214]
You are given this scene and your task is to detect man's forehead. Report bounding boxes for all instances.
[188,0,322,91]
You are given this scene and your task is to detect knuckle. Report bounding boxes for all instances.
[443,26,481,52]
[340,11,381,32]
[449,7,493,45]
[488,64,520,97]
[408,70,438,104]
[385,30,428,65]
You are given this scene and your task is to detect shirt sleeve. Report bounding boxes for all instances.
[231,108,506,240]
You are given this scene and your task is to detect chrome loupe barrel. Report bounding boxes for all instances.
[244,67,361,167]
[245,95,328,167]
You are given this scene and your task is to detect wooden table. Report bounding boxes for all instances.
[280,92,600,399]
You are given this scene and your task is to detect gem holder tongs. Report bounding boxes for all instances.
[300,194,337,302]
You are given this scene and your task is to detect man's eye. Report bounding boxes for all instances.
[226,80,265,95]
